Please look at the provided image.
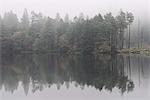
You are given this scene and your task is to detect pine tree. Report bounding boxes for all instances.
[116,10,128,50]
[126,12,134,49]
[21,9,29,32]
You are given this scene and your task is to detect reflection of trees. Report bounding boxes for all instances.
[68,54,134,93]
[0,53,135,95]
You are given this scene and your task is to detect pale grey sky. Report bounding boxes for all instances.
[0,0,149,19]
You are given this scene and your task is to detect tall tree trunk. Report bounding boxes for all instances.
[119,30,122,50]
[119,29,124,50]
[128,25,130,49]
[111,31,117,53]
[121,31,124,49]
[141,28,143,48]
[138,19,140,49]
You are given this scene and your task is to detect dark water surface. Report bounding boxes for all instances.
[0,54,150,100]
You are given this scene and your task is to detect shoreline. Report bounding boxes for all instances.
[1,48,150,56]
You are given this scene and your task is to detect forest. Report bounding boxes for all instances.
[0,9,149,54]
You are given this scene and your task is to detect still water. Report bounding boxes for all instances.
[0,54,150,100]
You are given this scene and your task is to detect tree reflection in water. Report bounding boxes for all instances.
[0,53,135,95]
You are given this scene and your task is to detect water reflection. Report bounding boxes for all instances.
[0,54,150,96]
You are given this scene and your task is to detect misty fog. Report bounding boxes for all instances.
[0,0,149,19]
[0,1,150,100]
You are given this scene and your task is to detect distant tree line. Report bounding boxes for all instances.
[0,9,134,54]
